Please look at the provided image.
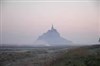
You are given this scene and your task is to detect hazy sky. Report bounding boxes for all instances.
[0,0,100,45]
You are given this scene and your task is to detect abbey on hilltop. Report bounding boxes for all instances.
[35,25,72,46]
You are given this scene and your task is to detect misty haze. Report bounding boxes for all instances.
[0,0,99,46]
[0,0,100,66]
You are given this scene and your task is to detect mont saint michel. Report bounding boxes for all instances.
[35,25,72,46]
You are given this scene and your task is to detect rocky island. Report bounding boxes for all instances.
[35,25,72,46]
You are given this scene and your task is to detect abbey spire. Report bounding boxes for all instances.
[51,24,54,30]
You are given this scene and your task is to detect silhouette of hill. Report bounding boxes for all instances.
[35,25,72,46]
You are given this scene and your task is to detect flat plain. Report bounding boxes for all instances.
[0,45,100,66]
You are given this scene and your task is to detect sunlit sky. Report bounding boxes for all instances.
[0,0,100,45]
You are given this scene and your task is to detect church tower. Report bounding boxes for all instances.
[51,24,54,30]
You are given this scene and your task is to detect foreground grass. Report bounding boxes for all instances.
[0,45,100,66]
[0,47,68,66]
[52,45,100,66]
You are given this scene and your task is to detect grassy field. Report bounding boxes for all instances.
[0,46,69,66]
[0,45,100,66]
[52,45,100,66]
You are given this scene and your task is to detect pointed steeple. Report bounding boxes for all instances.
[51,24,54,30]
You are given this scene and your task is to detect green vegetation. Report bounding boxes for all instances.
[0,45,100,66]
[52,45,100,66]
[0,47,67,66]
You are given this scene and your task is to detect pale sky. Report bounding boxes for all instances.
[0,0,100,45]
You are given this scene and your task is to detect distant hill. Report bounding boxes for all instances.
[35,25,72,46]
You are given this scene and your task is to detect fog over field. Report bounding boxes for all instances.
[0,0,100,46]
